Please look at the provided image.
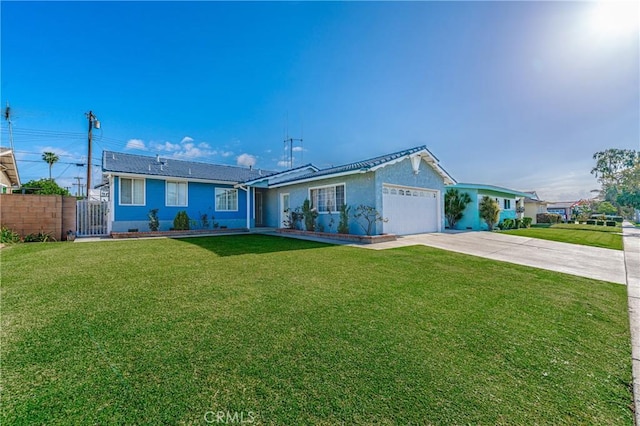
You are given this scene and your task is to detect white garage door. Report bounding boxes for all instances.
[382,185,439,235]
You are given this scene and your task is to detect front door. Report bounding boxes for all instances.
[280,193,290,228]
[255,192,263,226]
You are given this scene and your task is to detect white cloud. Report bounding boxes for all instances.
[180,136,194,144]
[125,139,146,151]
[292,146,305,152]
[198,142,211,149]
[220,151,233,158]
[277,160,290,168]
[236,153,257,168]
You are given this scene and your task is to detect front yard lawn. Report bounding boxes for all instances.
[1,235,632,424]
[500,223,623,250]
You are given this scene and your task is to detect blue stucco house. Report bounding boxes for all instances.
[445,183,531,231]
[102,146,456,235]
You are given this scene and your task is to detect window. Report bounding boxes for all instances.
[166,181,188,206]
[120,178,144,205]
[216,188,238,211]
[504,199,511,209]
[310,184,345,213]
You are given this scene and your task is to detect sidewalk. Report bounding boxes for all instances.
[623,222,640,424]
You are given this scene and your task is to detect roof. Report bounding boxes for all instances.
[242,163,319,187]
[547,201,578,209]
[449,183,532,198]
[0,148,21,187]
[267,145,456,187]
[102,151,274,183]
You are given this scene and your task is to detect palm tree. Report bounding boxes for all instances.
[444,188,472,230]
[42,152,59,180]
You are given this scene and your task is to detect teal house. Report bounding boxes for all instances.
[446,183,531,231]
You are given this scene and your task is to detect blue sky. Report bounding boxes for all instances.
[1,1,638,200]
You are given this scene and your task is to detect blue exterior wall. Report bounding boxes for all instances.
[111,176,250,232]
[262,173,376,235]
[452,188,518,231]
[262,157,447,235]
[373,157,447,234]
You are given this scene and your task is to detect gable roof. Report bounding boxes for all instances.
[0,148,21,187]
[265,145,456,188]
[242,163,320,187]
[449,183,532,198]
[102,151,274,183]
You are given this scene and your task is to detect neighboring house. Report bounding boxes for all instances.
[0,147,21,193]
[244,145,456,235]
[546,201,577,221]
[102,151,276,232]
[522,191,548,224]
[446,183,531,231]
[101,145,456,236]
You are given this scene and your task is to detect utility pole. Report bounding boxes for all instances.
[85,111,99,199]
[283,137,303,169]
[73,176,84,197]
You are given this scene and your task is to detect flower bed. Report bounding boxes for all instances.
[110,228,248,239]
[276,228,397,244]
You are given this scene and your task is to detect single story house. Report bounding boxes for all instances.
[446,183,531,231]
[101,145,456,236]
[522,191,548,224]
[546,201,577,221]
[0,147,21,193]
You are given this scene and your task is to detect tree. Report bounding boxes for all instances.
[42,151,59,180]
[444,188,472,229]
[479,196,500,231]
[616,162,640,210]
[596,201,617,215]
[591,149,638,205]
[21,178,70,196]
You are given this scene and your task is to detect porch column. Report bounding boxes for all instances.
[246,186,251,229]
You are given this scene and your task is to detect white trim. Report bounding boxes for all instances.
[215,187,239,212]
[308,182,346,214]
[118,177,146,206]
[280,193,290,228]
[269,170,364,189]
[369,149,456,185]
[108,175,115,233]
[165,180,188,207]
[110,171,235,185]
[243,165,320,186]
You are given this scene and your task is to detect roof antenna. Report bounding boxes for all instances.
[283,112,303,169]
[3,101,15,151]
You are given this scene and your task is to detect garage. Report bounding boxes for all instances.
[382,184,440,235]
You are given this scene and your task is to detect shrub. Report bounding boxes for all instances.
[301,199,318,232]
[353,205,387,236]
[536,213,562,224]
[337,205,351,234]
[148,209,160,231]
[522,217,532,228]
[1,226,21,244]
[199,213,210,229]
[586,219,596,225]
[479,196,500,231]
[606,221,617,227]
[23,231,53,242]
[283,208,302,230]
[173,211,190,231]
[499,218,515,230]
[444,188,472,229]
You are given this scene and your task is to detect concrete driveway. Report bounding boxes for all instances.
[358,231,626,284]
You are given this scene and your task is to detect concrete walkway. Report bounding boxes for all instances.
[351,230,626,284]
[622,223,640,424]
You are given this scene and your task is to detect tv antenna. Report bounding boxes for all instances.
[283,113,303,169]
[3,101,15,151]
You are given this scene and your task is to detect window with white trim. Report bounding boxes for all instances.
[166,181,188,206]
[310,184,345,213]
[215,188,238,211]
[504,199,511,209]
[120,178,145,205]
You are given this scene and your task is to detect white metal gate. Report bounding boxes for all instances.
[76,200,109,236]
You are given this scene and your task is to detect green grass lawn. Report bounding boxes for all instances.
[500,223,623,250]
[1,235,632,424]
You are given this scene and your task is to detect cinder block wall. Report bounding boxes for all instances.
[0,194,77,241]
